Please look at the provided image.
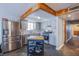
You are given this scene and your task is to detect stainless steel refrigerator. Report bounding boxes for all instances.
[2,18,21,53]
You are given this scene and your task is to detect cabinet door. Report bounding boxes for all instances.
[49,34,56,46]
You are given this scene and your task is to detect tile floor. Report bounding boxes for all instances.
[1,44,79,56]
[1,44,63,56]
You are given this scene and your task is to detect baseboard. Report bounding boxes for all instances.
[56,44,64,50]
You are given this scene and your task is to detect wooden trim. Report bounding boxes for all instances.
[64,17,67,43]
[20,3,70,19]
[56,8,69,16]
[20,3,56,19]
[39,3,56,16]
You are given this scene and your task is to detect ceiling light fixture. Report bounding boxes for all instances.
[68,14,71,17]
[37,16,41,19]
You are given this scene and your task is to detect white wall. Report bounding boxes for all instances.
[0,3,35,21]
[41,15,57,46]
[41,16,64,50]
[56,17,64,50]
[0,19,2,45]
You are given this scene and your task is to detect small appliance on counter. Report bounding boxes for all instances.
[42,30,52,44]
[43,32,49,40]
[27,35,44,56]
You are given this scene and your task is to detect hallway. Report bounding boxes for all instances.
[60,37,79,56]
[60,44,79,56]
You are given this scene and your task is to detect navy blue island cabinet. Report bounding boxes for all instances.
[27,38,44,56]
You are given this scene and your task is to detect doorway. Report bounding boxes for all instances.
[64,10,79,48]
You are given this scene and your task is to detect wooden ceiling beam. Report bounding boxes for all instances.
[56,8,69,16]
[38,3,56,16]
[20,3,70,20]
[20,3,56,19]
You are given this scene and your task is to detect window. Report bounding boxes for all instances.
[27,22,35,30]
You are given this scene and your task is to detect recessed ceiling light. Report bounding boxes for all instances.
[37,16,40,19]
[68,14,71,17]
